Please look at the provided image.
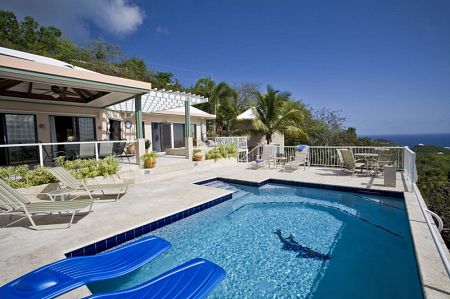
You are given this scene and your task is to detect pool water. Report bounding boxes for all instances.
[89,181,423,298]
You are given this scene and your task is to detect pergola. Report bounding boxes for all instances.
[108,88,208,139]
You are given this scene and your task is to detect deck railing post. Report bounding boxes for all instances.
[95,141,99,160]
[38,144,44,166]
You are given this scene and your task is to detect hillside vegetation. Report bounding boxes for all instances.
[413,146,450,246]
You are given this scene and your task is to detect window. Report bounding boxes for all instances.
[0,113,37,165]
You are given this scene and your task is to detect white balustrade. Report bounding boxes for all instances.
[0,140,134,167]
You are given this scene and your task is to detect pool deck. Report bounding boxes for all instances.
[0,163,449,298]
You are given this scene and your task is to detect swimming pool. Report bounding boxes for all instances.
[89,180,423,298]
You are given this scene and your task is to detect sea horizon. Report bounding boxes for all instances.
[359,133,450,148]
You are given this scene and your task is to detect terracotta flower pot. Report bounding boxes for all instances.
[144,157,157,168]
[193,152,203,161]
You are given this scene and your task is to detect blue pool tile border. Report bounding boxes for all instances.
[64,192,232,258]
[196,177,404,199]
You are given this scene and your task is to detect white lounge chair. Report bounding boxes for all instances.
[250,146,276,169]
[0,179,93,230]
[49,167,128,201]
[284,145,309,172]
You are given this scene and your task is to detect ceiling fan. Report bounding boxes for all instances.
[34,85,78,98]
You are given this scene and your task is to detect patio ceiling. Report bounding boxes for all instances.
[0,47,151,108]
[107,88,208,113]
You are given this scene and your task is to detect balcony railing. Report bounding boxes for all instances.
[0,140,134,167]
[242,145,405,170]
[214,136,248,149]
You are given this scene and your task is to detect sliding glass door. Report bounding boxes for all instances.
[151,122,172,152]
[173,123,197,148]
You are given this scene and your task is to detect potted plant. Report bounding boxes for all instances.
[144,139,151,153]
[193,149,203,161]
[141,152,158,168]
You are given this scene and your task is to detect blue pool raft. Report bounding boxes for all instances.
[86,258,226,299]
[0,236,171,299]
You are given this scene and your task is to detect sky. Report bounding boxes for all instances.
[1,0,449,135]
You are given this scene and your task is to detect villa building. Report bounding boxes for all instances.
[0,47,214,165]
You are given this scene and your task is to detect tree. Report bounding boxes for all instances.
[191,78,236,133]
[151,72,174,89]
[0,11,20,48]
[251,85,306,144]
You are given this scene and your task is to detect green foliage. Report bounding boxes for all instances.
[413,145,450,155]
[205,144,237,161]
[0,10,183,86]
[141,152,159,161]
[0,165,57,188]
[145,139,151,149]
[248,86,306,144]
[55,156,119,179]
[415,149,450,246]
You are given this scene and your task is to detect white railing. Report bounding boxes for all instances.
[404,147,418,191]
[241,145,310,167]
[242,145,404,170]
[404,146,449,277]
[214,136,248,149]
[0,140,134,167]
[308,146,404,170]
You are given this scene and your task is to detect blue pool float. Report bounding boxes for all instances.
[0,236,171,299]
[86,258,225,299]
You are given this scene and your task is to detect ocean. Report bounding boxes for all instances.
[360,133,450,148]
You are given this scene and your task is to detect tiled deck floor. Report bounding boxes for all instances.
[0,163,448,298]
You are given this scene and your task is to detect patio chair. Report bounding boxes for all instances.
[48,167,128,201]
[42,144,67,164]
[0,236,171,299]
[336,148,344,170]
[372,149,397,175]
[98,142,113,158]
[0,179,93,230]
[113,141,132,163]
[338,149,366,174]
[250,146,276,169]
[86,258,226,299]
[284,145,310,172]
[78,143,96,159]
[64,143,80,160]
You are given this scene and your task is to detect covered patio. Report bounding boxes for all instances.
[0,47,209,166]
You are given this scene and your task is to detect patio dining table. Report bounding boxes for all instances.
[354,153,379,174]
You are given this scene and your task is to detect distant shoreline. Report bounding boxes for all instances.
[360,133,450,148]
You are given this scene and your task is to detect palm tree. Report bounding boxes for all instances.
[191,77,236,133]
[251,85,306,144]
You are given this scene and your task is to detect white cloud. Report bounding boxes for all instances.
[0,0,145,41]
[156,25,169,35]
[90,0,145,36]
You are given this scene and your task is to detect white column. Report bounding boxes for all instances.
[170,123,174,148]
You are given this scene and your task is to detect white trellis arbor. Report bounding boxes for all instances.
[108,88,209,159]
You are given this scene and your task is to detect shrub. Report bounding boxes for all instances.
[56,156,119,179]
[205,144,237,161]
[0,156,120,188]
[0,165,57,188]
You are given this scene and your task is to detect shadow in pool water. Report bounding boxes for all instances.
[274,229,332,261]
